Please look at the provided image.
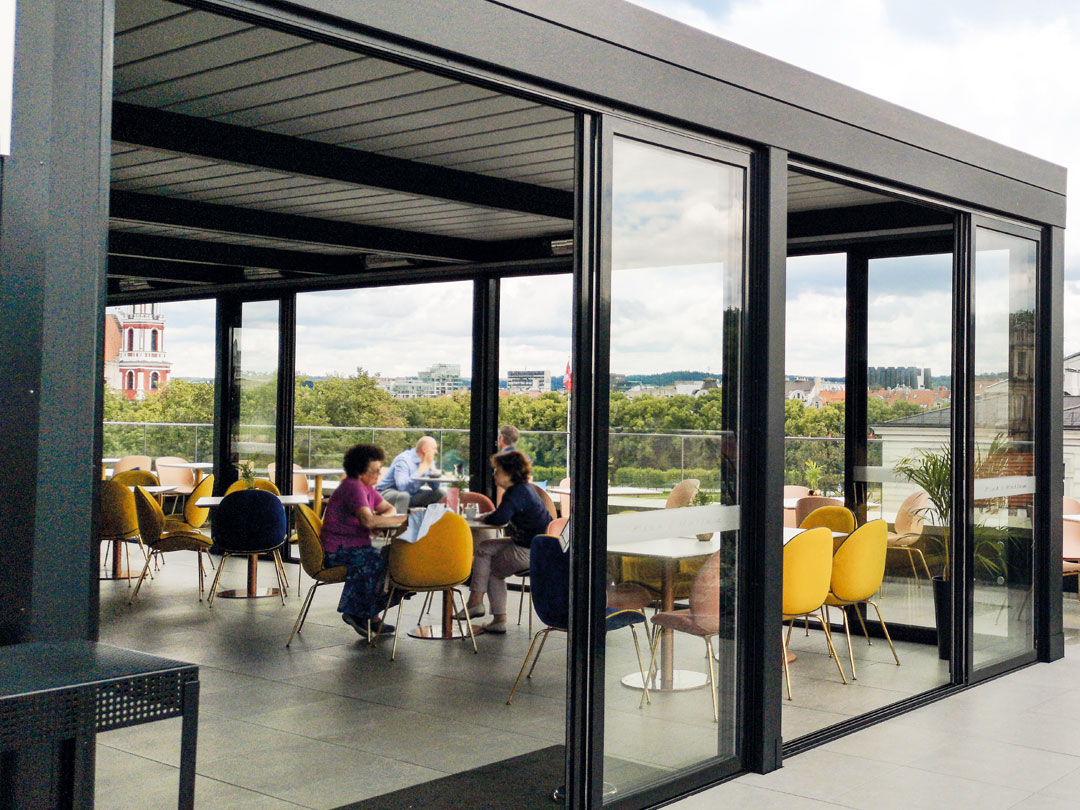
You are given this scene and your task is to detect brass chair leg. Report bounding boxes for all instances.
[780,630,793,700]
[704,635,719,723]
[528,628,554,679]
[840,606,857,680]
[271,551,287,605]
[128,554,154,603]
[866,599,900,665]
[906,547,919,580]
[207,552,230,607]
[629,623,650,707]
[913,547,933,581]
[641,625,661,708]
[507,629,548,705]
[853,604,872,645]
[390,594,405,660]
[452,589,479,654]
[287,582,319,646]
[818,608,848,684]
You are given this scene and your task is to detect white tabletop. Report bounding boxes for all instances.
[548,485,656,497]
[129,485,178,495]
[156,461,214,470]
[295,467,342,476]
[102,457,121,464]
[1065,514,1080,523]
[607,527,841,560]
[465,517,507,530]
[196,494,310,507]
[410,475,461,484]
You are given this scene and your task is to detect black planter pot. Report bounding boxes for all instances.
[932,575,950,660]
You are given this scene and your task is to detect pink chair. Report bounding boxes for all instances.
[783,485,811,526]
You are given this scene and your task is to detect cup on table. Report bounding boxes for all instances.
[464,503,479,520]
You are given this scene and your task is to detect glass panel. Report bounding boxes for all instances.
[231,300,279,482]
[102,300,216,469]
[604,135,744,797]
[972,227,1037,668]
[498,275,573,490]
[292,283,473,501]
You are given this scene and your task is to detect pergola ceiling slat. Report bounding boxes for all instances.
[112,102,574,220]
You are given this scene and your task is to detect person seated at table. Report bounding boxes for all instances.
[375,436,447,514]
[322,443,404,639]
[456,450,552,634]
[497,424,519,454]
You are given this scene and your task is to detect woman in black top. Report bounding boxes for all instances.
[456,451,552,634]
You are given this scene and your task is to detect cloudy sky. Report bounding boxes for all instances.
[93,1,1077,379]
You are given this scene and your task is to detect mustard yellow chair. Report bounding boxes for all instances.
[165,473,215,532]
[225,478,281,495]
[129,486,213,603]
[782,526,846,699]
[112,469,159,488]
[621,479,701,597]
[825,520,898,679]
[287,504,348,646]
[384,512,477,660]
[887,490,933,582]
[800,505,856,546]
[99,479,146,584]
[794,495,843,527]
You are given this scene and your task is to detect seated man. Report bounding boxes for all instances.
[376,435,447,514]
[497,424,519,454]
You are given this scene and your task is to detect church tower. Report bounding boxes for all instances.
[106,304,172,399]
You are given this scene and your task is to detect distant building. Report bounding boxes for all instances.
[507,369,551,394]
[104,304,171,399]
[418,363,464,396]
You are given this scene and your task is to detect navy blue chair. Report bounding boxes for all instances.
[506,534,652,704]
[207,489,289,607]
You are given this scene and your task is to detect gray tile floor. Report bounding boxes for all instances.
[95,548,1079,809]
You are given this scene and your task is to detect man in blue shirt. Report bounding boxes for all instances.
[497,424,519,454]
[376,436,447,513]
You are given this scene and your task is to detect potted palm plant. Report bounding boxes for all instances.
[236,460,258,489]
[804,459,822,495]
[692,489,716,540]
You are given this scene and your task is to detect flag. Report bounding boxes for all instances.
[564,360,572,394]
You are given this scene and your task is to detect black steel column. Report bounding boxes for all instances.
[740,146,788,773]
[0,0,112,644]
[951,215,973,681]
[845,252,869,522]
[566,112,605,810]
[214,297,242,494]
[276,294,297,494]
[470,278,500,497]
[1035,225,1064,661]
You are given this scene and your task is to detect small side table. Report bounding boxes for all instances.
[0,641,198,809]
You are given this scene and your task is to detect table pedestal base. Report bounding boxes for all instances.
[100,571,136,581]
[621,669,709,692]
[408,624,469,640]
[215,588,283,599]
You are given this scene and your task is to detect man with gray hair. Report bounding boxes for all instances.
[497,424,520,454]
[376,435,447,513]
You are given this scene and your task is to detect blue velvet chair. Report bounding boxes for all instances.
[506,534,652,705]
[207,489,289,607]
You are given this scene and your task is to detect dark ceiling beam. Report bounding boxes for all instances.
[788,201,953,241]
[110,190,488,263]
[108,254,244,286]
[108,231,368,276]
[112,102,573,220]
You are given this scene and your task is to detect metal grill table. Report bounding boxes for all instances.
[0,641,198,810]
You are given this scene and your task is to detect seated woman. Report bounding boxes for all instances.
[321,443,404,639]
[458,450,552,634]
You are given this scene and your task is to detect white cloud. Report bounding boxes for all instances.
[631,0,1080,352]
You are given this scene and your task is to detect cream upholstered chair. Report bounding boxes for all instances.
[154,456,196,512]
[887,490,933,581]
[114,455,152,475]
[783,485,811,527]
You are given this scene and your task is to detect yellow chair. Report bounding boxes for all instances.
[287,504,348,646]
[800,505,856,547]
[165,473,215,532]
[794,496,843,527]
[887,490,933,581]
[384,512,477,660]
[225,478,281,495]
[782,527,846,699]
[99,479,146,584]
[824,520,898,679]
[129,486,213,603]
[112,469,159,488]
[621,479,701,597]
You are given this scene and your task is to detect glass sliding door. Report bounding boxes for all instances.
[970,224,1038,670]
[230,299,280,482]
[603,129,746,799]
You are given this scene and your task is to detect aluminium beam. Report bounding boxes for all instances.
[110,190,490,263]
[112,102,573,220]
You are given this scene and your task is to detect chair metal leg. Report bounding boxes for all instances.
[780,630,793,700]
[270,551,287,604]
[866,599,900,665]
[818,608,848,684]
[128,554,154,603]
[507,629,548,705]
[452,589,478,654]
[853,603,872,645]
[287,582,320,646]
[704,635,719,723]
[197,550,205,600]
[906,548,919,580]
[390,594,406,660]
[527,628,554,680]
[629,623,650,706]
[207,553,230,607]
[840,606,857,680]
[419,592,434,623]
[641,625,660,708]
[913,547,933,581]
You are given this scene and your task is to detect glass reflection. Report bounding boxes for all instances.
[604,136,744,798]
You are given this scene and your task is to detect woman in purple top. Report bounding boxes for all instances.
[457,450,551,634]
[321,444,403,639]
